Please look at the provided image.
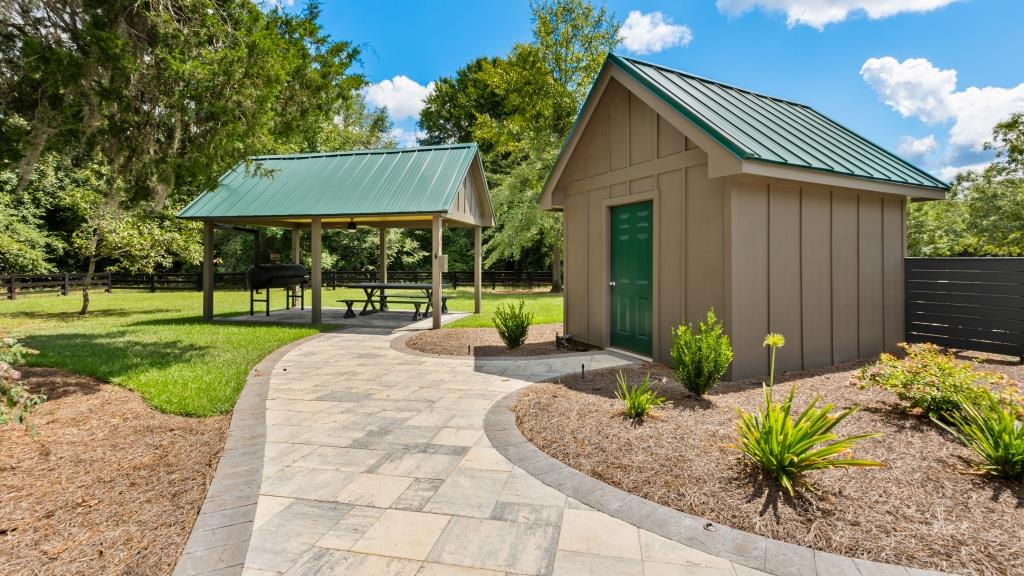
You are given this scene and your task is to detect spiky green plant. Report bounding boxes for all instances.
[670,309,733,397]
[936,391,1024,481]
[615,371,666,420]
[733,384,883,495]
[492,299,533,349]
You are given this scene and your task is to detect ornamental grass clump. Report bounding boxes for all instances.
[732,333,882,495]
[937,391,1024,482]
[615,371,666,420]
[858,343,1016,422]
[493,299,533,349]
[670,309,733,397]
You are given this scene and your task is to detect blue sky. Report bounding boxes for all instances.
[311,0,1023,180]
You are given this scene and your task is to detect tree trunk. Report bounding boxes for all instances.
[550,244,563,293]
[79,232,100,316]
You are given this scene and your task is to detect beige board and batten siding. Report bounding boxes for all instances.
[445,162,492,227]
[561,78,725,364]
[726,177,906,378]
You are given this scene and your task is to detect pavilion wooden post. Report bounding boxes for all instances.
[291,227,302,310]
[431,215,443,329]
[378,227,388,283]
[202,221,215,321]
[311,218,322,324]
[473,225,482,314]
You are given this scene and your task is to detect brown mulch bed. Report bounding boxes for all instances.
[0,368,229,576]
[513,359,1024,576]
[406,323,595,357]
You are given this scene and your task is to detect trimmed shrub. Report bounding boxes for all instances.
[733,383,883,495]
[615,371,666,420]
[0,335,43,427]
[937,391,1024,482]
[857,343,1013,421]
[493,299,533,349]
[670,309,733,397]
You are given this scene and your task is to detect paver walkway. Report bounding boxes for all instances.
[187,313,770,576]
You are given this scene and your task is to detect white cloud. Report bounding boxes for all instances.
[716,0,957,29]
[861,56,1024,162]
[618,11,693,55]
[363,76,435,121]
[896,134,937,158]
[938,162,989,182]
[390,127,424,148]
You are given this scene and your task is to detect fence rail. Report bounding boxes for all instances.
[905,257,1024,359]
[3,269,553,299]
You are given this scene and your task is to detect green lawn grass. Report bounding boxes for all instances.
[0,291,329,417]
[0,287,563,416]
[442,288,563,328]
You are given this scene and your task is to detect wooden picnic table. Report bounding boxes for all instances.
[338,282,446,317]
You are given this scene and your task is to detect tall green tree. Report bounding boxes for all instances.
[0,1,368,313]
[417,0,619,290]
[907,113,1024,257]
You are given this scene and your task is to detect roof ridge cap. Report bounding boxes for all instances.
[250,143,478,161]
[612,53,811,109]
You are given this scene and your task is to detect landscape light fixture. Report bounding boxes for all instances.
[347,219,357,231]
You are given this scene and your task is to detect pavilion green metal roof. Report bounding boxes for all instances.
[609,54,948,190]
[178,144,481,219]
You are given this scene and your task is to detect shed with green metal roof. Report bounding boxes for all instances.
[541,53,949,379]
[179,143,492,328]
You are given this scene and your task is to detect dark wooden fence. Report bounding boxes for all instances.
[905,258,1024,359]
[3,269,553,298]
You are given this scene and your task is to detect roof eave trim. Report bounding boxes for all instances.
[740,159,948,199]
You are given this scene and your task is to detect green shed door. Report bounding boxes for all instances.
[610,201,653,356]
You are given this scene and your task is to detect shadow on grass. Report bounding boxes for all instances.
[1,307,179,322]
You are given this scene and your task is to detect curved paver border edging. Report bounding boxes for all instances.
[484,389,950,576]
[173,331,330,576]
[389,329,604,362]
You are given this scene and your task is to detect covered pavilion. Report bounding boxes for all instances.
[177,144,493,328]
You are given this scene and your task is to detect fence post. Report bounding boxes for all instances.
[62,271,70,296]
[196,271,203,291]
[149,273,156,292]
[105,272,112,293]
[526,271,532,290]
[7,274,14,300]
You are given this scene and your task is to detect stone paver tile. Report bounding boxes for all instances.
[733,564,772,576]
[431,428,483,447]
[372,451,463,480]
[415,562,503,576]
[557,509,641,560]
[265,399,336,413]
[246,499,351,573]
[261,465,284,481]
[643,561,735,576]
[334,473,414,507]
[427,517,558,575]
[459,445,514,471]
[392,478,445,512]
[490,502,563,526]
[315,506,384,550]
[380,425,442,444]
[253,496,294,531]
[422,468,510,518]
[551,550,643,576]
[261,467,359,502]
[281,548,421,576]
[350,510,452,560]
[265,442,318,467]
[405,410,455,427]
[445,412,484,429]
[639,530,734,570]
[191,503,256,533]
[291,447,386,472]
[175,540,248,575]
[241,568,279,576]
[498,468,566,508]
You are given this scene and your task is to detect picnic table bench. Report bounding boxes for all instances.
[338,282,449,320]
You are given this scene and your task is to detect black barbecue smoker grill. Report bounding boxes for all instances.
[224,226,309,316]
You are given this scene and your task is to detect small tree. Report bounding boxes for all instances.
[670,309,733,397]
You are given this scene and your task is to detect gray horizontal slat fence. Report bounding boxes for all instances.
[905,258,1024,359]
[4,270,554,298]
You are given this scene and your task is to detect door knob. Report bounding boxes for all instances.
[609,281,616,287]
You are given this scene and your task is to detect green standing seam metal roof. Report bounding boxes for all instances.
[607,53,948,190]
[178,143,482,219]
